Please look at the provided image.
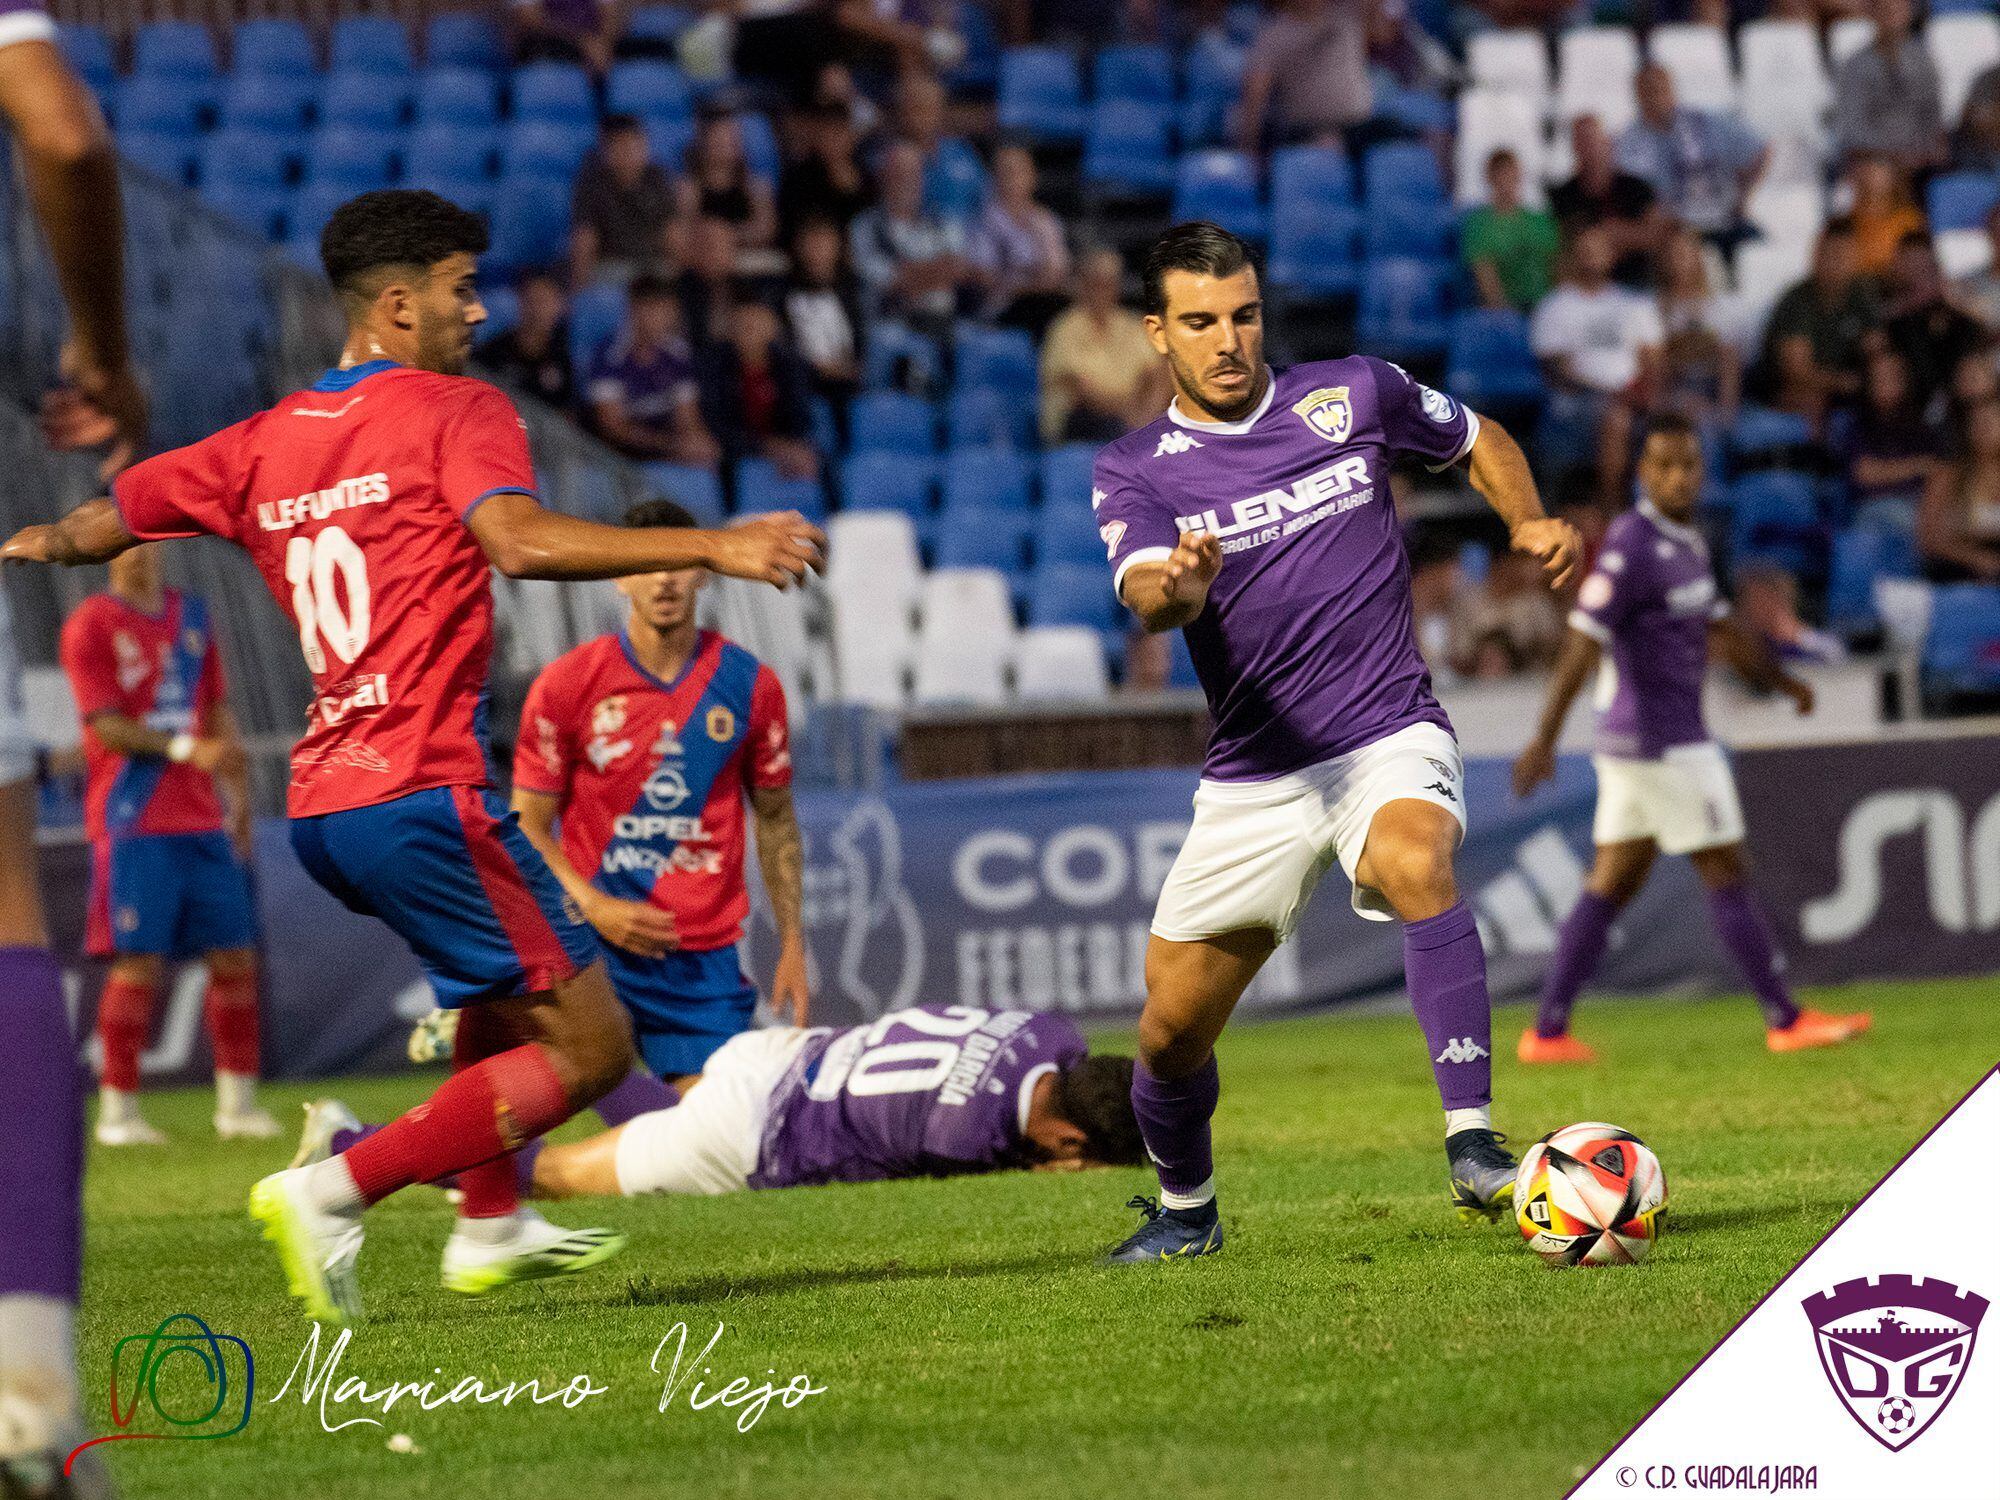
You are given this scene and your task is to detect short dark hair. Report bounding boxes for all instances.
[602,111,645,136]
[1640,411,1699,447]
[1053,1055,1143,1165]
[320,189,489,300]
[628,272,678,304]
[624,498,698,529]
[1141,221,1256,317]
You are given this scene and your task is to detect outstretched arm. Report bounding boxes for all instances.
[751,784,810,1026]
[467,491,825,586]
[1119,530,1222,633]
[2,495,138,565]
[1512,626,1601,797]
[1465,414,1581,591]
[1710,614,1814,713]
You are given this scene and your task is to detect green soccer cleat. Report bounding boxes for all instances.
[248,1169,364,1326]
[440,1208,626,1297]
[1447,1129,1519,1226]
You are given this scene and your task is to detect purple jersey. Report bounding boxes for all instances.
[1568,497,1729,758]
[1094,359,1477,782]
[752,1005,1088,1189]
[0,0,54,48]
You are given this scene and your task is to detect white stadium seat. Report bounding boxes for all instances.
[1731,239,1812,338]
[1828,17,1873,67]
[1467,30,1550,108]
[826,511,924,708]
[1556,26,1640,131]
[21,667,79,752]
[1455,89,1547,204]
[912,568,1016,705]
[1739,20,1831,150]
[1746,181,1826,250]
[1648,24,1736,114]
[1926,14,2000,123]
[1937,226,1994,279]
[1014,626,1110,700]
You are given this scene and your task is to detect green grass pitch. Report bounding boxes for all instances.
[74,977,1998,1500]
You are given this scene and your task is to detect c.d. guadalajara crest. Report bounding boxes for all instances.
[1291,386,1352,445]
[1802,1273,1988,1451]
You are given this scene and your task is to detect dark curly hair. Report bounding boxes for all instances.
[1053,1055,1143,1166]
[320,189,489,302]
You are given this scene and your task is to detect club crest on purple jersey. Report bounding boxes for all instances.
[1802,1273,1988,1452]
[1290,386,1353,444]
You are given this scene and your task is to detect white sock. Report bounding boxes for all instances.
[97,1086,138,1125]
[453,1210,524,1247]
[215,1070,259,1116]
[1445,1106,1492,1138]
[0,1295,78,1416]
[1159,1177,1216,1213]
[299,1155,364,1217]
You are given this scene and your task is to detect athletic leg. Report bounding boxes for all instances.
[1522,839,1656,1061]
[205,946,277,1138]
[94,952,164,1147]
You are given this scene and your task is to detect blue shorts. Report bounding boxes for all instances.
[88,831,257,959]
[604,943,757,1078]
[291,785,599,1009]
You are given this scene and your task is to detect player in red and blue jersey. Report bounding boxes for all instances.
[59,542,277,1148]
[512,499,810,1086]
[4,190,824,1327]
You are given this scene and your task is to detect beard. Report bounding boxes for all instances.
[1168,348,1262,422]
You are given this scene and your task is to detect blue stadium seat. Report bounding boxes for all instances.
[1826,518,1918,632]
[1729,471,1822,572]
[953,325,1038,393]
[233,18,316,76]
[607,61,693,122]
[405,122,501,184]
[1445,309,1544,409]
[330,15,414,76]
[502,119,596,180]
[1033,502,1104,568]
[116,75,210,136]
[198,129,297,191]
[1372,79,1454,135]
[638,463,726,524]
[285,180,354,255]
[626,4,695,45]
[414,68,502,129]
[403,171,495,218]
[1730,406,1814,466]
[567,283,628,372]
[948,386,1035,450]
[1028,562,1117,631]
[425,11,506,71]
[302,126,401,191]
[643,117,696,173]
[926,138,989,220]
[735,459,829,519]
[1267,202,1361,298]
[1040,444,1097,511]
[57,26,117,94]
[1924,583,2000,693]
[511,61,596,125]
[839,451,936,521]
[1357,257,1450,360]
[219,72,316,133]
[849,392,940,456]
[134,20,219,79]
[1270,145,1355,213]
[1926,172,2000,233]
[1362,140,1447,207]
[935,507,1033,571]
[202,184,287,240]
[1093,44,1176,105]
[738,111,781,183]
[1173,150,1266,241]
[862,323,944,393]
[1180,36,1245,147]
[118,129,199,187]
[1364,199,1456,261]
[945,0,1001,95]
[942,447,1033,512]
[997,47,1087,142]
[487,178,573,271]
[1083,100,1176,197]
[321,71,412,131]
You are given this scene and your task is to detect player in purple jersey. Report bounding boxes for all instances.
[302,1007,1142,1200]
[1091,224,1582,1262]
[1513,415,1872,1060]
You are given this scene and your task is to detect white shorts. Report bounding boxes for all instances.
[1591,742,1745,855]
[1150,722,1467,940]
[612,1027,813,1196]
[0,589,31,788]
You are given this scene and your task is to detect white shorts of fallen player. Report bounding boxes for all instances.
[1590,741,1745,855]
[0,589,32,787]
[613,1026,814,1196]
[1150,722,1467,943]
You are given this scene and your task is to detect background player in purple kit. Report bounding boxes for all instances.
[1091,223,1582,1262]
[1512,415,1873,1061]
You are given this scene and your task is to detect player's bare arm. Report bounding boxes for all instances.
[82,706,247,781]
[1513,627,1602,797]
[1709,614,1814,715]
[1,495,139,566]
[1121,531,1222,633]
[466,490,825,587]
[751,783,811,1025]
[512,786,679,959]
[1465,418,1581,591]
[209,702,254,854]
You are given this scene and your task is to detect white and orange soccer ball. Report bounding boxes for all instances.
[1514,1122,1667,1267]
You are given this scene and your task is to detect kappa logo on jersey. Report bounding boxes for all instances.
[1291,386,1353,444]
[1433,1037,1490,1064]
[1091,488,1107,511]
[1418,384,1458,425]
[1099,520,1127,557]
[1154,430,1204,457]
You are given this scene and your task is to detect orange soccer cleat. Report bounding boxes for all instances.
[1516,1029,1600,1065]
[1767,1008,1874,1053]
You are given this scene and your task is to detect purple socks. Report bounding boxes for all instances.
[1705,884,1800,1029]
[1130,1056,1219,1211]
[1403,902,1494,1112]
[1535,890,1618,1038]
[0,948,83,1304]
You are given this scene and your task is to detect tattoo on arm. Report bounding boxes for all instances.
[751,786,805,942]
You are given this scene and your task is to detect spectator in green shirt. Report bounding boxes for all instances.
[1462,149,1560,312]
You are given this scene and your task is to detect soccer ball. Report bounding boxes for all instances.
[1514,1122,1666,1267]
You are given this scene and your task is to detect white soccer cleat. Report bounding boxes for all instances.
[0,1387,117,1499]
[440,1206,626,1297]
[93,1114,167,1148]
[248,1168,365,1326]
[214,1105,283,1141]
[289,1098,362,1169]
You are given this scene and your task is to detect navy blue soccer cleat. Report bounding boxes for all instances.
[1447,1128,1518,1225]
[1102,1194,1223,1264]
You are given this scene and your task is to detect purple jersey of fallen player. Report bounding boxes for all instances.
[752,1005,1088,1189]
[1567,496,1730,758]
[1093,358,1478,782]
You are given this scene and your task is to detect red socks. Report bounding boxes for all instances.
[204,971,260,1076]
[451,1006,525,1220]
[95,976,155,1092]
[342,1042,569,1208]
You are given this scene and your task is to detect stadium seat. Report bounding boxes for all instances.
[330,15,414,77]
[625,5,694,48]
[862,323,944,393]
[1015,626,1110,699]
[198,129,296,191]
[1094,44,1176,105]
[405,122,501,186]
[501,119,596,180]
[1745,182,1825,250]
[1445,309,1544,411]
[1271,145,1355,214]
[633,463,723,523]
[953,326,1038,394]
[827,512,922,705]
[57,25,117,95]
[839,451,936,523]
[942,447,1032,513]
[1172,150,1265,241]
[1083,100,1176,198]
[425,11,506,72]
[1033,501,1105,569]
[1647,24,1736,113]
[566,283,628,372]
[302,126,401,192]
[202,183,288,241]
[926,138,989,219]
[1268,202,1361,299]
[997,47,1087,142]
[1731,241,1812,336]
[738,112,782,184]
[1372,79,1453,137]
[1039,444,1097,512]
[1739,20,1831,148]
[1363,198,1456,263]
[117,129,199,187]
[947,386,1035,450]
[321,71,412,131]
[642,117,696,175]
[134,20,219,79]
[1923,582,2000,694]
[284,180,354,256]
[1180,35,1246,147]
[849,393,939,457]
[116,76,209,136]
[1167,630,1201,689]
[512,61,596,125]
[735,458,828,519]
[1362,140,1446,208]
[607,60,693,123]
[1027,561,1117,631]
[1937,226,1994,279]
[233,18,316,76]
[1467,30,1550,106]
[1454,90,1545,205]
[219,72,316,133]
[1730,406,1815,467]
[415,68,503,129]
[1555,26,1639,131]
[1357,258,1450,361]
[935,506,1033,571]
[487,180,573,271]
[1927,14,2000,121]
[1828,16,1873,65]
[1928,173,2000,233]
[1827,518,1918,632]
[913,569,1016,704]
[945,0,1000,95]
[1729,471,1821,572]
